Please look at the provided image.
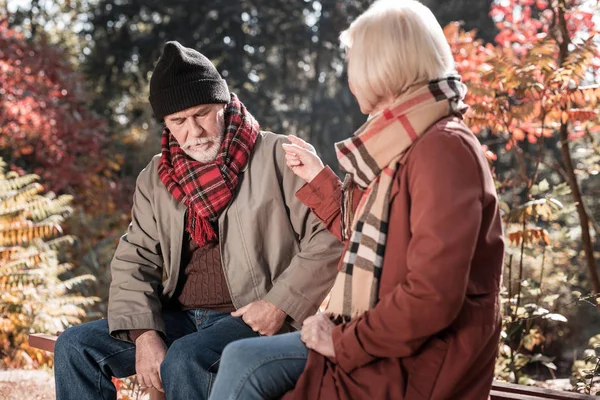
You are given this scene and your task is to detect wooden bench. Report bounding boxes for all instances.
[29,333,166,400]
[490,381,594,399]
[29,333,594,400]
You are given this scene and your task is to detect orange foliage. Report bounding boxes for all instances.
[444,0,599,168]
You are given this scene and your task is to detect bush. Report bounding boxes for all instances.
[0,158,98,369]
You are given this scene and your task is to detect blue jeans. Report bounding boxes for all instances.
[54,310,258,400]
[209,331,309,400]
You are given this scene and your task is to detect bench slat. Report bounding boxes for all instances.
[490,389,552,400]
[28,333,58,353]
[492,381,593,399]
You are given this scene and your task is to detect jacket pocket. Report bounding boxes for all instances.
[403,334,450,400]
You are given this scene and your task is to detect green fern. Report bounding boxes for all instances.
[0,157,98,369]
[0,174,40,194]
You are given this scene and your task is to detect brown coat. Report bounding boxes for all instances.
[285,117,504,400]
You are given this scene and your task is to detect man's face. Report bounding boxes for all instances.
[165,103,226,163]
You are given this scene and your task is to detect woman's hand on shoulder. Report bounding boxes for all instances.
[282,135,325,183]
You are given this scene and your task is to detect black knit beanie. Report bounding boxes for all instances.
[149,41,230,121]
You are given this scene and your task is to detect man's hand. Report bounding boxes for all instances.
[231,300,286,336]
[133,330,167,393]
[300,313,336,360]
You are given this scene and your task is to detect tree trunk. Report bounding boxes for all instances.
[28,0,38,39]
[558,123,600,293]
[555,1,600,294]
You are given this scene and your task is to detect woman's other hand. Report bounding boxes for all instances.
[300,313,336,360]
[282,135,325,183]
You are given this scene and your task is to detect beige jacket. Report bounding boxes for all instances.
[107,132,343,341]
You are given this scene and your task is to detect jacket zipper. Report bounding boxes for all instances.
[164,208,186,301]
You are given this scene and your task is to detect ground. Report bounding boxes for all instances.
[0,369,55,400]
[0,369,153,400]
[0,369,592,399]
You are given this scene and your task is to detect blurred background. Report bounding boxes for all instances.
[0,0,599,398]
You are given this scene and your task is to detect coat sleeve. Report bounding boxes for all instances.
[262,137,345,324]
[332,130,485,373]
[108,162,165,342]
[295,166,363,242]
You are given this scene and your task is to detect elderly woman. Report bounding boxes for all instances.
[209,0,504,399]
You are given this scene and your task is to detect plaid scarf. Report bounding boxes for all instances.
[325,76,468,320]
[158,93,259,247]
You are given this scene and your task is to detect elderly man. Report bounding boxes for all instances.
[53,41,342,400]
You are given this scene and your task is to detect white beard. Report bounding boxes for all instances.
[183,135,223,163]
[182,117,225,163]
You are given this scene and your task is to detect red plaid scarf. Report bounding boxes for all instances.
[158,93,259,247]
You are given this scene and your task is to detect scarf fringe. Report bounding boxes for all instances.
[188,212,217,247]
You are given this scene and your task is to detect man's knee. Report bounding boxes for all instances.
[54,323,94,371]
[55,324,84,357]
[54,320,108,361]
[161,339,199,378]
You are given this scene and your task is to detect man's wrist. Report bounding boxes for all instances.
[265,300,286,317]
[129,329,155,343]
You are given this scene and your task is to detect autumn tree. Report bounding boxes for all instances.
[447,0,599,291]
[0,19,123,214]
[0,19,130,312]
[445,0,600,385]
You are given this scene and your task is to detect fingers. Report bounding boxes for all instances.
[231,303,252,317]
[282,143,315,173]
[300,323,332,357]
[149,371,164,393]
[301,314,331,347]
[300,325,317,349]
[282,143,311,159]
[150,372,164,393]
[285,157,302,168]
[302,314,321,327]
[137,373,150,391]
[282,142,325,183]
[138,371,163,393]
[288,135,313,150]
[314,313,333,326]
[239,308,259,332]
[285,151,301,165]
[242,314,260,333]
[236,302,287,336]
[234,302,262,333]
[260,323,279,336]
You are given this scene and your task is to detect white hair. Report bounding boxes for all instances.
[340,0,456,111]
